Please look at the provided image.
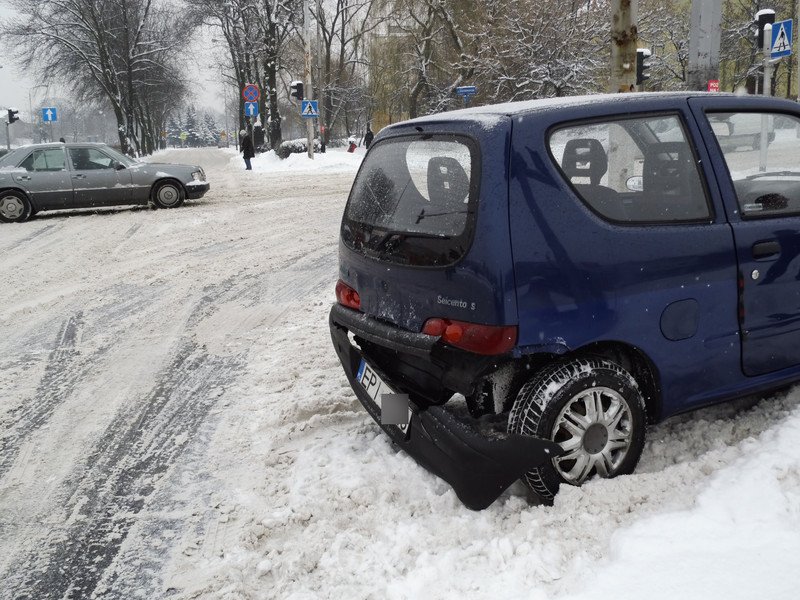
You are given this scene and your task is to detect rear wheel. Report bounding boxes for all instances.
[0,190,32,223]
[508,357,646,500]
[152,180,184,209]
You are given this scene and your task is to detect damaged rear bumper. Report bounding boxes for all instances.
[329,304,562,510]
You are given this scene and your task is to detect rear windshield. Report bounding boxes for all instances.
[342,134,479,266]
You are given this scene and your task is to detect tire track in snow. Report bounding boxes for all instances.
[3,341,242,600]
[0,312,92,480]
[1,223,60,252]
[1,271,252,599]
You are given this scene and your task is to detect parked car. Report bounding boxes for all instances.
[708,111,776,150]
[0,143,209,223]
[329,92,800,509]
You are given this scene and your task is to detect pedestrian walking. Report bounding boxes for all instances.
[364,124,374,149]
[240,129,255,170]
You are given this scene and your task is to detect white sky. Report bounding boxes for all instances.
[0,3,225,118]
[0,4,38,114]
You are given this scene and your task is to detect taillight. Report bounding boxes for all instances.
[422,318,517,355]
[335,279,361,310]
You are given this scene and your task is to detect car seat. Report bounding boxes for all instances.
[642,142,708,221]
[71,148,91,171]
[561,138,625,220]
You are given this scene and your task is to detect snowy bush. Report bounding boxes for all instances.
[276,138,322,159]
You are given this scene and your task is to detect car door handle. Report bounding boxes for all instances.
[72,174,87,180]
[752,240,781,259]
[16,175,32,181]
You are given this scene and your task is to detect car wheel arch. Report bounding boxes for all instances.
[510,341,662,424]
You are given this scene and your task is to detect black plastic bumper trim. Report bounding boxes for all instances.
[330,303,437,358]
[330,305,563,510]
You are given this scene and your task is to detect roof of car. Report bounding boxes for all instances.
[11,142,112,151]
[395,91,788,129]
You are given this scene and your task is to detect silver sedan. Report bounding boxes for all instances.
[0,143,210,223]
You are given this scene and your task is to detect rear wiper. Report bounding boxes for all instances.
[415,208,469,224]
[368,229,451,251]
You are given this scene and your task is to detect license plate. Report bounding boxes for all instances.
[357,358,411,435]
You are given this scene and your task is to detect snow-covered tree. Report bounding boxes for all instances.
[185,105,201,147]
[202,113,219,146]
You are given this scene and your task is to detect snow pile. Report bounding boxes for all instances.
[565,406,800,600]
[228,146,365,174]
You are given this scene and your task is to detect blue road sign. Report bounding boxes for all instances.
[244,101,259,117]
[772,19,793,58]
[455,86,477,96]
[301,99,319,118]
[42,107,58,122]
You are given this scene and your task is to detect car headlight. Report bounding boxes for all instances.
[192,169,205,182]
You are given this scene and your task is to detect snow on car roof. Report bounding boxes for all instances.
[397,91,744,129]
[13,141,112,150]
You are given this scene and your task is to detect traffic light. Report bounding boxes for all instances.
[7,108,19,124]
[755,9,776,50]
[636,49,652,86]
[290,80,304,101]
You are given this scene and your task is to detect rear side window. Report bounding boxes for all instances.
[342,135,479,266]
[549,115,711,223]
[19,149,67,172]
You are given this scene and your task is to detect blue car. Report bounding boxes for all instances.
[330,92,800,509]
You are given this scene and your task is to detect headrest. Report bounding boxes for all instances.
[562,138,607,186]
[427,156,470,204]
[643,142,693,194]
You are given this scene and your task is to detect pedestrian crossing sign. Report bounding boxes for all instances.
[301,100,319,118]
[771,19,792,58]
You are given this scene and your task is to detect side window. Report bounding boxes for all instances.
[707,111,800,218]
[70,147,114,170]
[19,149,66,172]
[549,115,711,223]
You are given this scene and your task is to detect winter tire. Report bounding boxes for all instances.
[0,190,33,223]
[152,180,185,209]
[508,357,647,500]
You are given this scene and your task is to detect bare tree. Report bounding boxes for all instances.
[311,0,386,142]
[187,0,300,148]
[4,0,192,155]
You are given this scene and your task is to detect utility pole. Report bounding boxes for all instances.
[609,0,638,93]
[608,1,638,193]
[316,0,325,149]
[797,0,800,101]
[687,0,722,90]
[304,0,314,159]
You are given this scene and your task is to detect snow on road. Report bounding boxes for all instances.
[1,147,799,600]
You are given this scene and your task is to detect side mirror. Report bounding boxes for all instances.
[114,161,126,170]
[626,176,643,192]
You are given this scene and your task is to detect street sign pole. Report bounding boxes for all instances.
[761,22,772,172]
[304,0,314,159]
